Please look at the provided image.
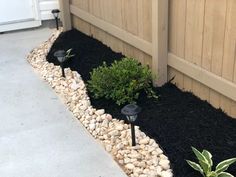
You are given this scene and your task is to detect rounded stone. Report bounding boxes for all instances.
[159,159,170,170]
[125,163,135,170]
[161,170,173,177]
[95,109,105,116]
[139,138,149,145]
[89,123,96,131]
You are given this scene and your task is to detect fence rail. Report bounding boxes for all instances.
[70,5,152,55]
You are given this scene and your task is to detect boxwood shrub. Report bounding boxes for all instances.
[88,58,157,105]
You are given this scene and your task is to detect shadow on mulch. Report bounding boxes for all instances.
[47,29,236,177]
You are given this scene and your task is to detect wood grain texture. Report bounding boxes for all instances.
[69,0,236,118]
[168,53,236,102]
[59,0,71,31]
[152,0,168,85]
[168,0,236,117]
[72,15,90,35]
[185,0,205,66]
[70,5,152,54]
[222,0,236,82]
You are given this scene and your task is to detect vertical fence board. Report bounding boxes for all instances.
[202,0,226,103]
[112,0,123,28]
[169,0,177,54]
[175,0,187,89]
[220,95,232,115]
[202,0,227,106]
[231,101,236,118]
[89,0,101,17]
[209,90,221,108]
[123,0,138,35]
[183,76,192,92]
[222,0,236,81]
[121,0,140,64]
[202,0,227,75]
[185,0,205,66]
[142,0,152,43]
[176,0,187,58]
[185,0,206,98]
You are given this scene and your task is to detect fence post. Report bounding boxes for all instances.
[59,0,72,31]
[152,0,169,86]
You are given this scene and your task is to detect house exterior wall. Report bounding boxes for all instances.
[39,0,59,20]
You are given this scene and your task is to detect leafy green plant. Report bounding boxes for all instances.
[88,58,157,105]
[65,48,75,60]
[186,147,236,177]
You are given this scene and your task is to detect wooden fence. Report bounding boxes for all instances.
[59,0,236,118]
[168,0,236,118]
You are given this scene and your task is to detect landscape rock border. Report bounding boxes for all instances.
[27,30,173,177]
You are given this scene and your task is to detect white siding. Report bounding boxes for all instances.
[0,0,41,32]
[39,0,59,20]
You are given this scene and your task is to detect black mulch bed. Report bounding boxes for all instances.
[47,29,236,177]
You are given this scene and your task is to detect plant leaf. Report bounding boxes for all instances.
[186,160,204,175]
[192,147,210,173]
[207,171,218,177]
[66,48,72,53]
[199,160,210,174]
[87,58,154,105]
[202,150,213,168]
[218,172,234,177]
[192,147,208,163]
[216,158,236,173]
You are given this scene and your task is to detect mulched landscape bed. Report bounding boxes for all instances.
[47,29,236,177]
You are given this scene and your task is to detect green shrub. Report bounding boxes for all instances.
[88,58,157,105]
[186,147,236,177]
[65,48,75,60]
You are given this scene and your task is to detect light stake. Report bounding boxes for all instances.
[54,50,66,77]
[121,104,141,146]
[51,9,60,30]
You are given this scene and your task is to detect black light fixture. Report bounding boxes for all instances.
[51,9,60,30]
[121,104,141,146]
[54,50,66,77]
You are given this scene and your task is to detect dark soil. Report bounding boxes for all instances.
[47,29,236,177]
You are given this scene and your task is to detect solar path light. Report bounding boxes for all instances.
[54,50,66,77]
[51,9,60,30]
[121,104,141,146]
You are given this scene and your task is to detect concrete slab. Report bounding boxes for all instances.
[0,27,127,177]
